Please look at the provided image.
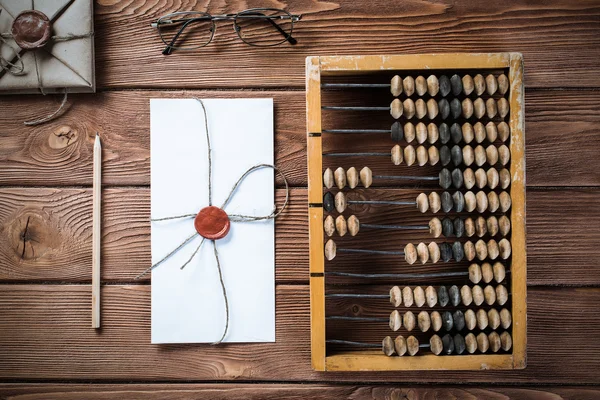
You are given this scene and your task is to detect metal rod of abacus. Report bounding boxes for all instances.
[325,271,468,280]
[326,316,389,322]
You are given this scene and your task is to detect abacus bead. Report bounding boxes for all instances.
[475,216,487,237]
[462,75,474,95]
[450,98,462,119]
[451,145,463,166]
[417,242,430,264]
[477,309,489,330]
[500,308,512,329]
[427,75,440,96]
[442,334,455,355]
[453,192,465,213]
[324,239,336,261]
[499,238,512,259]
[465,217,475,236]
[475,169,487,189]
[416,192,429,213]
[414,286,425,307]
[453,241,465,262]
[440,191,453,212]
[439,75,451,97]
[334,192,346,213]
[473,98,486,119]
[454,334,466,355]
[335,215,347,236]
[454,216,465,237]
[429,192,441,213]
[486,145,499,166]
[474,122,486,143]
[500,331,513,351]
[463,241,476,261]
[465,333,478,353]
[404,99,416,119]
[324,215,335,237]
[403,76,415,97]
[493,262,506,283]
[472,285,484,306]
[390,286,402,307]
[431,311,442,331]
[499,191,512,212]
[403,286,414,307]
[418,311,431,332]
[489,332,501,353]
[391,98,403,119]
[415,99,427,119]
[416,146,428,166]
[442,218,454,237]
[463,145,474,166]
[405,122,416,143]
[498,145,510,165]
[460,285,473,306]
[452,168,464,189]
[440,146,451,166]
[345,168,358,189]
[442,311,454,331]
[498,98,509,118]
[482,262,494,283]
[430,335,443,355]
[428,242,441,263]
[462,98,474,119]
[474,74,486,96]
[427,99,439,119]
[324,192,335,212]
[476,239,488,261]
[347,215,359,236]
[428,146,440,166]
[404,311,416,332]
[496,284,509,306]
[383,336,395,356]
[465,309,476,330]
[440,242,453,262]
[451,74,463,96]
[426,286,438,307]
[404,145,416,166]
[360,167,373,188]
[439,169,452,189]
[390,310,402,331]
[498,74,509,95]
[488,239,500,260]
[391,75,402,96]
[429,217,442,238]
[391,121,403,141]
[464,168,475,189]
[499,216,511,236]
[484,285,496,305]
[500,168,511,189]
[439,123,451,144]
[498,122,510,142]
[395,335,407,356]
[405,243,418,264]
[476,191,488,213]
[427,123,439,144]
[449,285,461,306]
[488,308,500,330]
[438,286,449,307]
[438,99,450,120]
[469,263,482,284]
[462,123,474,144]
[487,216,499,237]
[323,168,334,189]
[485,74,498,95]
[474,145,486,167]
[407,336,420,356]
[488,191,500,213]
[487,168,499,189]
[415,76,427,96]
[392,145,403,165]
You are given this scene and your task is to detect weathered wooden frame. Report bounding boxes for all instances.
[306,54,526,371]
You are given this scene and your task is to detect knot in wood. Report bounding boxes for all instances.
[49,126,79,149]
[194,206,230,240]
[6,209,59,261]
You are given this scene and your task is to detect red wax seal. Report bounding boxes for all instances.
[11,10,52,50]
[194,206,231,240]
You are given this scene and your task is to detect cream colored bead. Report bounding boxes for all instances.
[475,168,487,189]
[346,166,358,189]
[334,167,346,189]
[417,242,429,264]
[323,215,335,237]
[487,239,499,260]
[394,335,407,356]
[359,166,373,188]
[463,145,474,166]
[390,285,402,307]
[465,309,476,330]
[497,122,510,142]
[469,263,482,284]
[473,98,485,119]
[416,146,428,166]
[427,99,438,119]
[429,217,442,238]
[473,74,486,96]
[430,311,442,332]
[488,308,500,330]
[461,285,473,306]
[486,145,499,165]
[498,145,510,165]
[404,145,416,166]
[499,191,512,212]
[391,98,403,119]
[462,122,474,144]
[485,74,498,95]
[487,168,499,189]
[428,192,441,213]
[428,242,440,263]
[425,286,438,308]
[500,168,511,189]
[497,74,509,95]
[499,215,511,236]
[499,238,512,259]
[416,192,429,213]
[324,239,336,261]
[463,241,476,261]
[347,215,359,236]
[472,285,484,306]
[404,122,415,143]
[475,239,488,261]
[493,262,506,283]
[403,310,416,332]
[415,99,427,119]
[391,145,403,165]
[498,98,509,118]
[389,310,402,331]
[500,331,512,351]
[335,215,347,237]
[462,98,474,119]
[463,168,475,189]
[462,74,474,95]
[476,190,488,213]
[403,99,416,119]
[488,191,500,213]
[474,145,486,167]
[486,98,498,119]
[390,75,402,96]
[403,286,414,307]
[403,76,415,96]
[465,217,475,237]
[405,243,417,265]
[383,336,395,356]
[500,308,512,329]
[427,75,439,96]
[465,333,477,353]
[323,168,334,189]
[487,215,499,237]
[489,331,501,353]
[476,309,488,330]
[496,284,509,306]
[428,146,440,166]
[406,335,420,356]
[475,216,487,237]
[414,286,425,307]
[334,192,346,213]
[415,75,427,96]
[464,191,476,212]
[418,310,431,332]
[416,122,427,144]
[474,122,486,143]
[477,332,489,353]
[484,285,496,305]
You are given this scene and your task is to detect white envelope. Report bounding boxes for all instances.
[150,98,275,344]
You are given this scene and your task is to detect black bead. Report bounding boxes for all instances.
[450,98,462,119]
[451,168,464,189]
[391,121,403,142]
[450,123,462,144]
[450,74,463,96]
[451,145,463,166]
[442,311,454,331]
[440,243,453,262]
[452,191,465,212]
[453,310,465,331]
[439,168,452,189]
[323,192,334,213]
[441,191,453,213]
[454,217,465,238]
[442,217,454,237]
[438,286,449,306]
[439,75,451,97]
[452,241,464,262]
[438,99,450,120]
[453,334,466,355]
[439,123,450,144]
[449,285,460,307]
[442,333,455,355]
[439,146,451,166]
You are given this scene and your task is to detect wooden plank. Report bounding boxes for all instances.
[1,384,600,400]
[93,1,600,88]
[0,285,598,382]
[0,188,598,285]
[0,90,598,187]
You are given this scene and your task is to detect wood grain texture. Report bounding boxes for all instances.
[0,285,599,383]
[1,384,599,400]
[92,0,600,89]
[0,188,597,285]
[0,90,598,187]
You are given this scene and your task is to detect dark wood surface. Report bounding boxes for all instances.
[0,0,599,398]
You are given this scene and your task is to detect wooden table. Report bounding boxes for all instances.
[1,1,599,398]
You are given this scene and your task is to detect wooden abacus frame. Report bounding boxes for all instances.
[306,53,526,371]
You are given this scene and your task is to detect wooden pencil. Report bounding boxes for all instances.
[92,133,101,328]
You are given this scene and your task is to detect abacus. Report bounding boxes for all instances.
[306,54,526,371]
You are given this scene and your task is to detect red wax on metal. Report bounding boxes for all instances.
[194,206,230,240]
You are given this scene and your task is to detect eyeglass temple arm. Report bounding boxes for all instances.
[240,12,298,45]
[161,18,206,55]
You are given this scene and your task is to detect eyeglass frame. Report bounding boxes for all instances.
[151,8,302,55]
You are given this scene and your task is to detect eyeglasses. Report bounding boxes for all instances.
[151,8,302,55]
